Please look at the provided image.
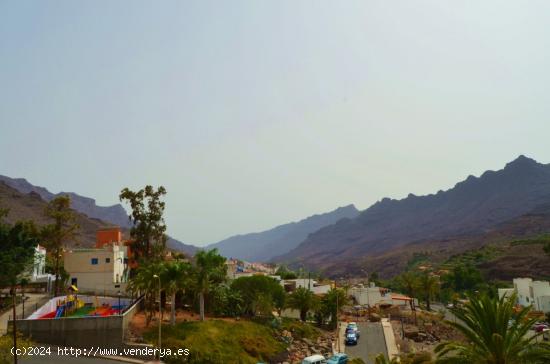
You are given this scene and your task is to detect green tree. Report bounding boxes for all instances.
[435,293,550,363]
[286,287,319,322]
[128,261,165,326]
[210,284,244,317]
[161,260,192,325]
[0,220,39,364]
[275,265,298,280]
[231,275,285,316]
[418,272,439,311]
[119,185,167,261]
[41,195,79,296]
[397,271,420,311]
[544,242,550,257]
[193,249,227,321]
[319,288,348,328]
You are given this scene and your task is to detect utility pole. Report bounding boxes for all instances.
[12,287,18,364]
[336,288,340,353]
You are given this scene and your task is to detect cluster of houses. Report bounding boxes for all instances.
[499,277,550,313]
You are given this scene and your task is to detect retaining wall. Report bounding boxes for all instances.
[10,296,142,348]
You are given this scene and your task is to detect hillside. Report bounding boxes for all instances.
[206,204,359,261]
[323,202,550,280]
[0,181,116,246]
[0,177,198,255]
[277,155,550,273]
[0,175,131,228]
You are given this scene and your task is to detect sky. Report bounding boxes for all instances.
[1,1,550,245]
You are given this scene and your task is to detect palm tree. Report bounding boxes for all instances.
[374,353,399,364]
[435,293,550,363]
[194,249,226,321]
[398,271,419,311]
[418,272,439,311]
[287,287,319,321]
[128,262,164,326]
[161,260,191,325]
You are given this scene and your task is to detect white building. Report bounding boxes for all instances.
[498,278,550,313]
[349,283,393,306]
[63,243,127,295]
[283,278,332,295]
[31,245,47,281]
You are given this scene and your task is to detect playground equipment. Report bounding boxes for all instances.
[35,290,129,320]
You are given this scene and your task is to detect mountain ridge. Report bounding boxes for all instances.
[206,204,360,261]
[276,155,550,270]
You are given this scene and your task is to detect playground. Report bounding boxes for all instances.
[26,289,132,320]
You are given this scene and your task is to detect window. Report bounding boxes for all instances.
[71,278,77,286]
[91,258,98,265]
[105,258,111,263]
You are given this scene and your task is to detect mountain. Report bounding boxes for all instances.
[206,205,360,261]
[0,175,197,255]
[276,155,550,273]
[0,175,131,228]
[0,181,116,246]
[326,201,550,280]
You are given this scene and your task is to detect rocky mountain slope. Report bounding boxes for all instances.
[277,156,550,273]
[0,181,115,246]
[206,205,359,261]
[0,175,131,228]
[0,175,197,255]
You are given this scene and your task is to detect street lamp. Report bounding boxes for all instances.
[117,290,122,315]
[153,274,161,358]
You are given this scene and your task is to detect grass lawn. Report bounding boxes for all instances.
[144,319,286,364]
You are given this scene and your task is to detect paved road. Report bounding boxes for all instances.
[346,322,388,364]
[0,293,49,334]
[431,303,461,325]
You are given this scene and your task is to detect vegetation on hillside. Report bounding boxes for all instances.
[144,319,285,364]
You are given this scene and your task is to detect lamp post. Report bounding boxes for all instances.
[117,290,122,315]
[153,274,161,359]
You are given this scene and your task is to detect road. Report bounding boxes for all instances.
[431,303,460,325]
[0,293,49,335]
[345,322,388,364]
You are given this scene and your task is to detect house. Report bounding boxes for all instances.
[499,278,550,313]
[63,242,127,296]
[282,278,332,294]
[349,283,393,307]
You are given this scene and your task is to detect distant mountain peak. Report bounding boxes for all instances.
[505,155,539,169]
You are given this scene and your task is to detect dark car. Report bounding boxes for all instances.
[345,331,358,345]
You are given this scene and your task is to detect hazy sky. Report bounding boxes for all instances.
[1,1,550,245]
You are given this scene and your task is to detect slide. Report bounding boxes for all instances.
[55,306,64,318]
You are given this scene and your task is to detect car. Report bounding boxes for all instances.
[346,322,360,337]
[327,353,348,364]
[301,354,327,364]
[345,330,358,345]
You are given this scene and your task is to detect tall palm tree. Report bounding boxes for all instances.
[128,262,164,326]
[194,249,226,321]
[287,287,319,322]
[161,260,191,325]
[418,272,439,311]
[435,293,550,363]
